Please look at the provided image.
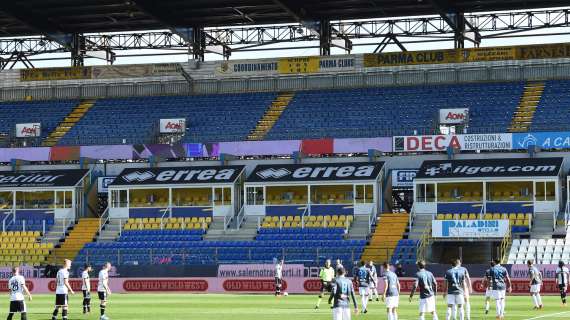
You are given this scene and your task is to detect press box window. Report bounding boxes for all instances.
[246,187,264,205]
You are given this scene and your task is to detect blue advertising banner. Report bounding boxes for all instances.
[512,132,570,150]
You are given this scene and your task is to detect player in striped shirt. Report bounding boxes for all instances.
[82,264,93,314]
[556,261,570,306]
[527,260,543,310]
[7,267,32,320]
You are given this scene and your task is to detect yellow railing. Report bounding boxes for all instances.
[416,226,432,262]
[499,229,512,264]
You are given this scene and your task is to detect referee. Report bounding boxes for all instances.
[316,259,335,309]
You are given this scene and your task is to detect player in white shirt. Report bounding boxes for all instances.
[556,261,570,306]
[52,259,74,320]
[98,262,112,320]
[82,264,93,314]
[368,261,380,302]
[527,260,543,310]
[275,259,284,296]
[7,267,32,320]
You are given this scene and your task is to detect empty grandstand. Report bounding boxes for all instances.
[0,3,570,312]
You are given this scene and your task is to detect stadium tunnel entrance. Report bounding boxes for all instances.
[0,169,90,233]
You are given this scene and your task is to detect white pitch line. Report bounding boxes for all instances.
[523,311,570,320]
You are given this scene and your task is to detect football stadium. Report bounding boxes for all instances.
[2,0,570,319]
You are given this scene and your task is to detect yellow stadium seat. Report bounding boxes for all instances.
[492,213,500,219]
[468,213,476,220]
[286,216,293,222]
[459,214,468,220]
[293,216,301,222]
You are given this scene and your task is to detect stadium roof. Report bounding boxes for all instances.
[0,0,568,37]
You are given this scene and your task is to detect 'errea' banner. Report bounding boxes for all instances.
[393,133,512,152]
[247,162,384,183]
[110,166,245,186]
[432,220,510,238]
[416,157,563,179]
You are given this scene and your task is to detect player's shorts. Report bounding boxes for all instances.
[358,287,369,296]
[446,294,465,305]
[485,289,492,298]
[55,294,68,306]
[369,280,377,290]
[419,296,436,313]
[385,296,399,309]
[98,291,107,301]
[530,284,541,293]
[332,307,351,320]
[492,290,506,300]
[9,301,26,313]
[558,284,567,293]
[83,290,91,299]
[275,277,282,287]
[320,281,333,293]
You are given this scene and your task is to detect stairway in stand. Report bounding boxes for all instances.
[247,92,294,141]
[47,218,100,265]
[42,99,96,146]
[508,82,545,133]
[361,213,408,263]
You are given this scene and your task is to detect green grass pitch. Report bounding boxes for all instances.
[1,294,569,320]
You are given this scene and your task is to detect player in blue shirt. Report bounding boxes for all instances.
[409,260,439,320]
[527,260,543,310]
[457,260,472,320]
[354,261,374,313]
[443,259,467,320]
[382,262,400,320]
[483,259,512,320]
[330,267,358,320]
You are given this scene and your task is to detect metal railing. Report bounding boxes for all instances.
[1,218,49,234]
[416,225,432,262]
[367,207,377,234]
[98,207,110,234]
[235,205,246,231]
[408,203,416,231]
[1,210,15,232]
[75,247,360,266]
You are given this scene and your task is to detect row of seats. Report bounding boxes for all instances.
[507,238,569,264]
[0,243,52,249]
[0,249,51,255]
[121,230,205,236]
[258,227,346,234]
[261,220,349,228]
[262,215,353,222]
[126,217,212,224]
[436,213,530,220]
[124,223,209,230]
[391,239,419,265]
